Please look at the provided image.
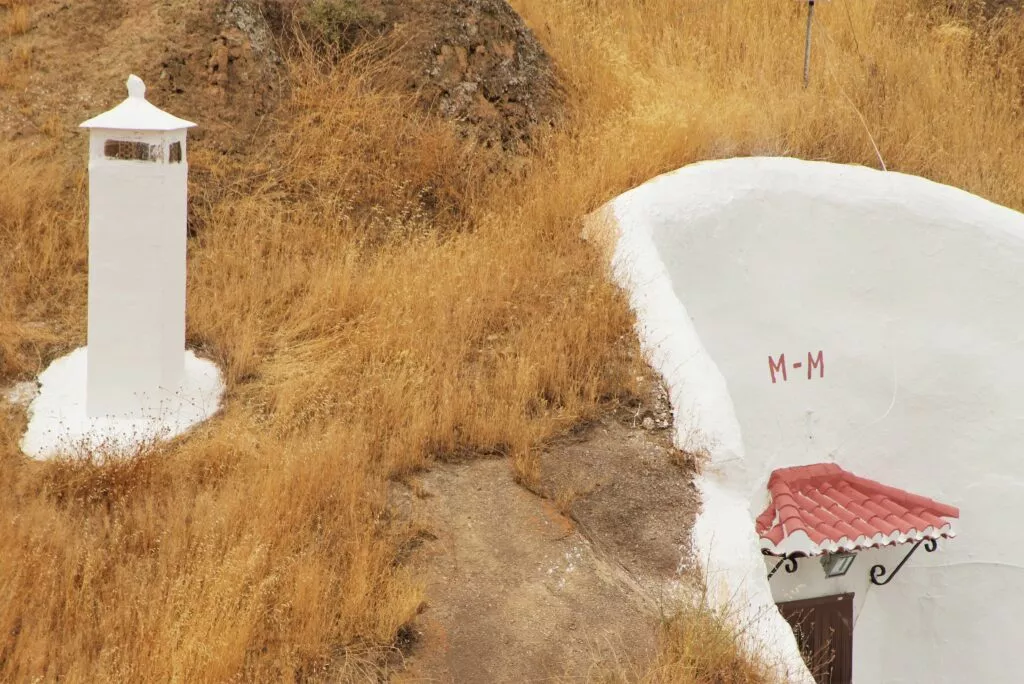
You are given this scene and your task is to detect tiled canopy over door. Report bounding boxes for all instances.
[777,593,853,684]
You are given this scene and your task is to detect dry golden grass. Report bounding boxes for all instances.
[588,601,780,684]
[1,0,1022,681]
[3,3,31,37]
[0,44,29,88]
[0,41,638,682]
[512,0,1024,211]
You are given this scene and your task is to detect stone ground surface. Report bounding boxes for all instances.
[391,381,702,683]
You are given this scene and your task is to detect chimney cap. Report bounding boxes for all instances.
[80,74,196,132]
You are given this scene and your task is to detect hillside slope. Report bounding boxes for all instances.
[0,0,561,155]
[0,0,282,153]
[2,0,1021,681]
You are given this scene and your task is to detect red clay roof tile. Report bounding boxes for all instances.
[757,463,959,556]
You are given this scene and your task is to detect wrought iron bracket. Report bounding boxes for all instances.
[767,554,800,580]
[869,538,938,586]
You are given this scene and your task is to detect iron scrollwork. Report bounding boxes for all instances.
[869,538,938,586]
[767,554,800,580]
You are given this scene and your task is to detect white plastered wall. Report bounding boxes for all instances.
[604,157,1024,683]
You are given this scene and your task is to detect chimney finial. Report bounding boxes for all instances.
[126,74,146,100]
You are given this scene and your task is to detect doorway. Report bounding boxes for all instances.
[777,593,853,684]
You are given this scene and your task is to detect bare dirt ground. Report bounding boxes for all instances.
[392,379,701,683]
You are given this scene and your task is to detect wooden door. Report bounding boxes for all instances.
[777,593,853,684]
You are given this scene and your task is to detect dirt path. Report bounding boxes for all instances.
[393,384,700,683]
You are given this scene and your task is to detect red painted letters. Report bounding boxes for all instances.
[769,354,787,383]
[768,351,824,383]
[807,350,824,379]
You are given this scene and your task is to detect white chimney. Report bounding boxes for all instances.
[79,74,196,417]
[17,75,222,459]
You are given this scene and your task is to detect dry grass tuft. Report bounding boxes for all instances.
[0,43,32,90]
[641,603,780,684]
[3,3,31,37]
[554,484,578,515]
[583,598,779,684]
[511,447,542,488]
[0,0,1022,680]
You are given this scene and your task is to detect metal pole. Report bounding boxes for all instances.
[803,0,815,88]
